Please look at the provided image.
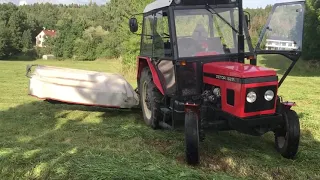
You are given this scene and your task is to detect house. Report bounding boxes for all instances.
[265,36,298,51]
[35,29,57,47]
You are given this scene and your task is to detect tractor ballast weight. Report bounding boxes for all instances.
[129,0,305,165]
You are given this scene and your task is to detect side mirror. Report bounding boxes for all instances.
[244,12,251,29]
[129,17,138,33]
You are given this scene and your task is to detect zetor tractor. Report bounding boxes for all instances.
[129,0,305,165]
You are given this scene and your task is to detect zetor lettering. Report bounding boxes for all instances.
[215,75,237,83]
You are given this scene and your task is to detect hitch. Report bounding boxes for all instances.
[26,64,38,78]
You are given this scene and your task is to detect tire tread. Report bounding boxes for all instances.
[139,67,163,129]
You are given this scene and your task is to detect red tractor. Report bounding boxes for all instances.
[129,0,305,165]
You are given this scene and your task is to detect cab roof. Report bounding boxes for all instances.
[143,0,238,13]
[143,0,173,13]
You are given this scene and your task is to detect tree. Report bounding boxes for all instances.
[301,0,320,60]
[0,22,10,58]
[7,10,28,53]
[21,30,32,52]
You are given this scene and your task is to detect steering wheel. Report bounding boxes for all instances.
[192,39,219,57]
[223,44,231,54]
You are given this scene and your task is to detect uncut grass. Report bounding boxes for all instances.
[0,58,319,179]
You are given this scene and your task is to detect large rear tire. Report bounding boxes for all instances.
[185,111,200,165]
[274,109,300,159]
[139,67,163,129]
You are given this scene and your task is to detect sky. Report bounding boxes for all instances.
[1,0,304,8]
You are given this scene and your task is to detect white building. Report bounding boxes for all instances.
[265,36,298,51]
[35,29,56,47]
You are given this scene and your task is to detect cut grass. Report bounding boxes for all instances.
[0,57,319,179]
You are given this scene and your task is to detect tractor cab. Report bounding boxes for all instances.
[129,0,306,165]
[130,0,304,96]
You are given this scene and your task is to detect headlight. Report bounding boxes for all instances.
[212,87,221,97]
[246,91,257,103]
[264,90,274,101]
[174,0,181,4]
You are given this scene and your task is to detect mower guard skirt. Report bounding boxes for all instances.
[26,65,139,109]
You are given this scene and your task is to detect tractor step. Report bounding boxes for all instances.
[208,120,225,125]
[159,121,173,130]
[161,107,171,115]
[160,107,173,130]
[202,120,227,129]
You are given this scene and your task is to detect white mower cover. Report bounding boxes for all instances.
[27,65,139,108]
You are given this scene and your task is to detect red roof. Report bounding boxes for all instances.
[43,30,56,37]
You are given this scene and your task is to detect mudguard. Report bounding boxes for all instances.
[137,56,165,95]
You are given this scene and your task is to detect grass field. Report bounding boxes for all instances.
[0,56,319,179]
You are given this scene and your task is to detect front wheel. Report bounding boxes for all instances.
[274,109,300,159]
[185,111,200,165]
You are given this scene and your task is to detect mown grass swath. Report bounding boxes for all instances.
[0,56,319,179]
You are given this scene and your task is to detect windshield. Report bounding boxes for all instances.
[174,7,249,58]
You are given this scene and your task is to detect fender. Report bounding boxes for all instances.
[185,103,200,116]
[137,56,164,95]
[282,102,296,110]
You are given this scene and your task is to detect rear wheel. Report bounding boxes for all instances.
[139,67,163,129]
[274,109,300,159]
[185,111,200,165]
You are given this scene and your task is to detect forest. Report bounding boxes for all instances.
[0,0,319,64]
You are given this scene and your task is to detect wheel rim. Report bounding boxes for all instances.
[142,81,152,120]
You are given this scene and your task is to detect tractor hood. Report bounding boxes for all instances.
[203,62,277,78]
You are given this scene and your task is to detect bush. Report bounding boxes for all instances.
[35,47,52,58]
[121,35,141,66]
[8,49,37,60]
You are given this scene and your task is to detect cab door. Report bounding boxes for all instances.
[253,1,306,87]
[255,1,305,56]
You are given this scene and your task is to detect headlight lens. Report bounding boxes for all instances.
[174,0,181,4]
[264,90,275,101]
[212,87,221,97]
[246,91,257,103]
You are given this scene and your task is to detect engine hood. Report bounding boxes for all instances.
[203,62,277,78]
